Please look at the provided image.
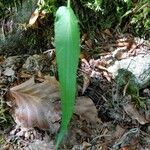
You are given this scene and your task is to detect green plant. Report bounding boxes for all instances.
[130,0,150,37]
[86,0,103,11]
[115,69,146,108]
[0,134,5,145]
[0,0,22,18]
[0,104,13,134]
[37,0,56,15]
[116,69,139,96]
[54,0,80,149]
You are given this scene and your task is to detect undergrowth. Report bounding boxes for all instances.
[0,0,149,53]
[115,69,147,108]
[0,104,13,145]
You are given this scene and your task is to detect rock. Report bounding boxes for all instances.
[23,54,49,73]
[108,54,150,88]
[3,56,24,68]
[3,67,15,76]
[27,140,55,150]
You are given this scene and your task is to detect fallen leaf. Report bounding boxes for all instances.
[75,96,99,123]
[121,146,134,150]
[123,96,149,125]
[28,9,39,26]
[0,56,5,65]
[104,29,112,37]
[39,10,46,18]
[0,66,2,77]
[7,77,60,133]
[112,127,140,150]
[81,141,91,150]
[103,71,112,82]
[114,51,128,60]
[81,33,88,43]
[85,39,93,49]
[7,77,99,134]
[112,125,126,140]
[82,74,90,94]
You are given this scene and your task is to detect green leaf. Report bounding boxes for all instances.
[54,6,80,149]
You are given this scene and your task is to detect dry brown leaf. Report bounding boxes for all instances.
[114,51,128,60]
[120,134,140,150]
[81,141,91,150]
[0,56,5,64]
[75,96,99,123]
[7,76,99,134]
[112,125,126,140]
[28,9,39,26]
[121,146,137,150]
[82,74,90,94]
[123,96,149,125]
[103,71,112,82]
[104,29,112,37]
[8,76,60,133]
[85,39,93,49]
[81,33,88,43]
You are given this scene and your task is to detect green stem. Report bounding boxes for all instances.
[67,0,71,8]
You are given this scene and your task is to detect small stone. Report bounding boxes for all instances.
[16,131,24,137]
[10,129,17,135]
[30,133,34,140]
[3,67,15,76]
[108,54,150,88]
[24,131,30,139]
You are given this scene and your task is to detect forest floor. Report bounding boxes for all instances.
[0,29,150,150]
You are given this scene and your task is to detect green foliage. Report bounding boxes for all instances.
[0,0,22,14]
[37,0,56,15]
[132,95,146,109]
[116,69,139,96]
[0,107,8,123]
[86,0,103,11]
[75,0,149,37]
[0,0,23,19]
[73,0,133,29]
[112,0,149,37]
[0,103,13,132]
[0,103,14,146]
[115,69,146,108]
[54,1,80,149]
[130,0,150,37]
[0,135,5,145]
[0,0,22,8]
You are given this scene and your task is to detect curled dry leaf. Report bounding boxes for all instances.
[8,77,61,133]
[82,74,90,94]
[28,9,39,26]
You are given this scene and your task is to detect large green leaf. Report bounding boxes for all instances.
[54,6,80,149]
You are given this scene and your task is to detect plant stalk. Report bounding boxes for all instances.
[67,0,71,8]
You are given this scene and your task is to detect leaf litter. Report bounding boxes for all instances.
[2,75,100,149]
[0,31,150,149]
